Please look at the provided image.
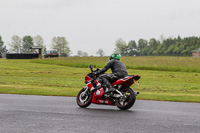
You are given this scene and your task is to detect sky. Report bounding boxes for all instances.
[1,0,200,56]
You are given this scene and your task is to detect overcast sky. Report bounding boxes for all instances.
[1,0,200,56]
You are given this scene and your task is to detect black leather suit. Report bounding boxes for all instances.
[96,59,128,90]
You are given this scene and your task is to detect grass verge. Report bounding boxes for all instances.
[0,58,200,103]
[31,56,200,73]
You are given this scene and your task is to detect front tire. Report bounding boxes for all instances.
[116,88,136,110]
[76,87,92,108]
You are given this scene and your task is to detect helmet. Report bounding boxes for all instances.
[109,54,120,60]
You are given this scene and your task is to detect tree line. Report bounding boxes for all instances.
[1,35,200,57]
[0,35,71,57]
[0,35,106,57]
[114,36,200,56]
[8,35,71,57]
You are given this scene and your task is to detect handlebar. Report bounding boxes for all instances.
[89,64,93,72]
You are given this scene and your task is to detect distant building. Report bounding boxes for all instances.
[192,48,200,57]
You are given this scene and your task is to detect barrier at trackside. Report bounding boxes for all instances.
[6,53,39,59]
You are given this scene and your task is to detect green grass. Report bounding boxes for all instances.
[31,56,200,73]
[0,57,200,103]
[0,59,85,96]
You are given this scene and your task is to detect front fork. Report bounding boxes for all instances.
[82,86,89,97]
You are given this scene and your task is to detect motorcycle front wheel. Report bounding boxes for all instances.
[116,88,136,110]
[76,87,92,108]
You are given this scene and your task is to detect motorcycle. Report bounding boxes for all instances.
[76,65,141,110]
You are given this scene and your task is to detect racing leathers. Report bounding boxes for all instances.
[95,59,128,92]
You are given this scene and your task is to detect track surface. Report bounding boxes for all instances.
[0,94,199,133]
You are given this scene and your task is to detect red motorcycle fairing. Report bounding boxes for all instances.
[91,88,113,105]
[87,78,113,105]
[112,76,134,87]
[85,75,93,83]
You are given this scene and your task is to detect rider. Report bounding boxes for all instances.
[94,54,128,93]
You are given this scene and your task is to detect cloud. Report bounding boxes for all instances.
[0,0,93,10]
[1,0,200,56]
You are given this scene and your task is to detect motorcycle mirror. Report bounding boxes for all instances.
[89,64,93,72]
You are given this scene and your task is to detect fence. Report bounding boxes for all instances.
[6,53,39,59]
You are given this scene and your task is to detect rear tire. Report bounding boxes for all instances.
[116,88,136,110]
[76,87,92,108]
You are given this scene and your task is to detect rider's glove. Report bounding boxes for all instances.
[93,71,100,77]
[93,72,98,76]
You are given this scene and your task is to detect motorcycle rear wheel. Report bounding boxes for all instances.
[116,88,136,110]
[76,87,92,108]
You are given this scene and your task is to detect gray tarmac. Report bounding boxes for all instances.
[0,94,199,133]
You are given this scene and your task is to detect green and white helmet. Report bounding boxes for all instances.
[109,54,120,60]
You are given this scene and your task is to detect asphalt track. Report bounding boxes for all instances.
[0,94,199,133]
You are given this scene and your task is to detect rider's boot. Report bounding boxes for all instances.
[104,82,115,93]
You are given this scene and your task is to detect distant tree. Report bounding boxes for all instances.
[9,35,22,53]
[138,39,148,50]
[96,48,105,57]
[114,38,128,56]
[82,52,88,57]
[127,40,138,56]
[152,44,163,55]
[77,50,88,57]
[166,45,175,55]
[23,36,34,52]
[51,36,71,57]
[148,38,159,55]
[33,35,46,54]
[138,39,148,55]
[177,35,182,42]
[149,38,159,47]
[128,40,137,49]
[34,35,44,47]
[158,35,166,43]
[77,50,83,57]
[0,36,7,54]
[113,36,200,57]
[173,46,180,55]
